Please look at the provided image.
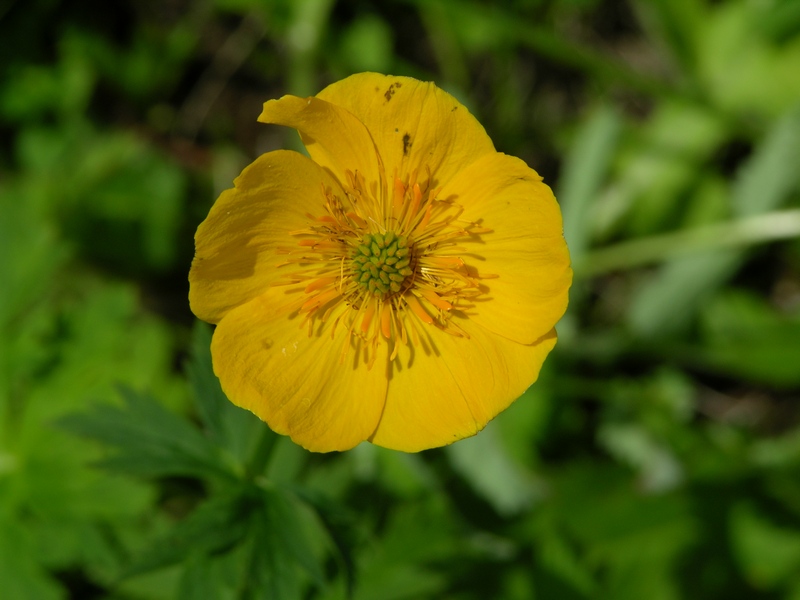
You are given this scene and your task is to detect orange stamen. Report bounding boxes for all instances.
[381,301,393,339]
[304,277,337,293]
[416,202,433,233]
[393,177,406,214]
[346,212,367,228]
[361,301,376,334]
[413,183,422,207]
[405,293,433,325]
[420,289,453,311]
[403,183,422,229]
[427,256,465,269]
[300,287,340,313]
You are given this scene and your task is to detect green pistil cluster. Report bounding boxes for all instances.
[352,231,412,296]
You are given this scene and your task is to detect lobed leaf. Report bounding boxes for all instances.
[58,386,235,481]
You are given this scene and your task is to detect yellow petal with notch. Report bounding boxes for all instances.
[316,72,496,188]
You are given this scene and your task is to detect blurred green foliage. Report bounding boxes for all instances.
[2,0,800,598]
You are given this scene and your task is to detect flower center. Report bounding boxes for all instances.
[276,166,495,368]
[352,231,413,297]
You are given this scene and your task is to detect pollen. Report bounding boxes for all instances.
[352,231,413,297]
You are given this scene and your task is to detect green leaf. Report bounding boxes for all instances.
[548,463,696,568]
[263,487,327,588]
[339,15,394,73]
[335,499,456,600]
[559,105,622,263]
[0,181,68,330]
[730,502,800,589]
[292,486,358,597]
[123,487,254,579]
[0,519,64,600]
[187,322,229,445]
[59,386,235,481]
[597,423,683,493]
[631,0,704,73]
[446,424,543,516]
[695,290,800,387]
[238,502,300,600]
[627,105,800,336]
[697,2,800,117]
[350,564,445,600]
[731,107,800,219]
[590,101,726,243]
[533,530,595,599]
[187,321,262,466]
[177,553,227,600]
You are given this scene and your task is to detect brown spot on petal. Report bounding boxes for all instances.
[402,133,412,156]
[384,81,403,102]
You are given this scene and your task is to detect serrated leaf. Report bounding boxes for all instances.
[59,386,235,481]
[238,507,299,600]
[292,486,358,597]
[187,322,229,445]
[264,487,327,588]
[187,322,262,466]
[235,486,329,600]
[123,488,255,579]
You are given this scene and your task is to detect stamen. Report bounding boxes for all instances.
[381,301,392,339]
[276,163,491,365]
[420,289,453,312]
[361,301,376,333]
[405,293,433,325]
[305,277,337,293]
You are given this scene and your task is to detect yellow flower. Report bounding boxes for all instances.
[189,73,571,453]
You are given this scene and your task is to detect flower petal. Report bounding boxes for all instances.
[211,288,389,452]
[258,94,381,187]
[370,321,557,452]
[316,73,496,187]
[189,150,343,324]
[439,152,572,344]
